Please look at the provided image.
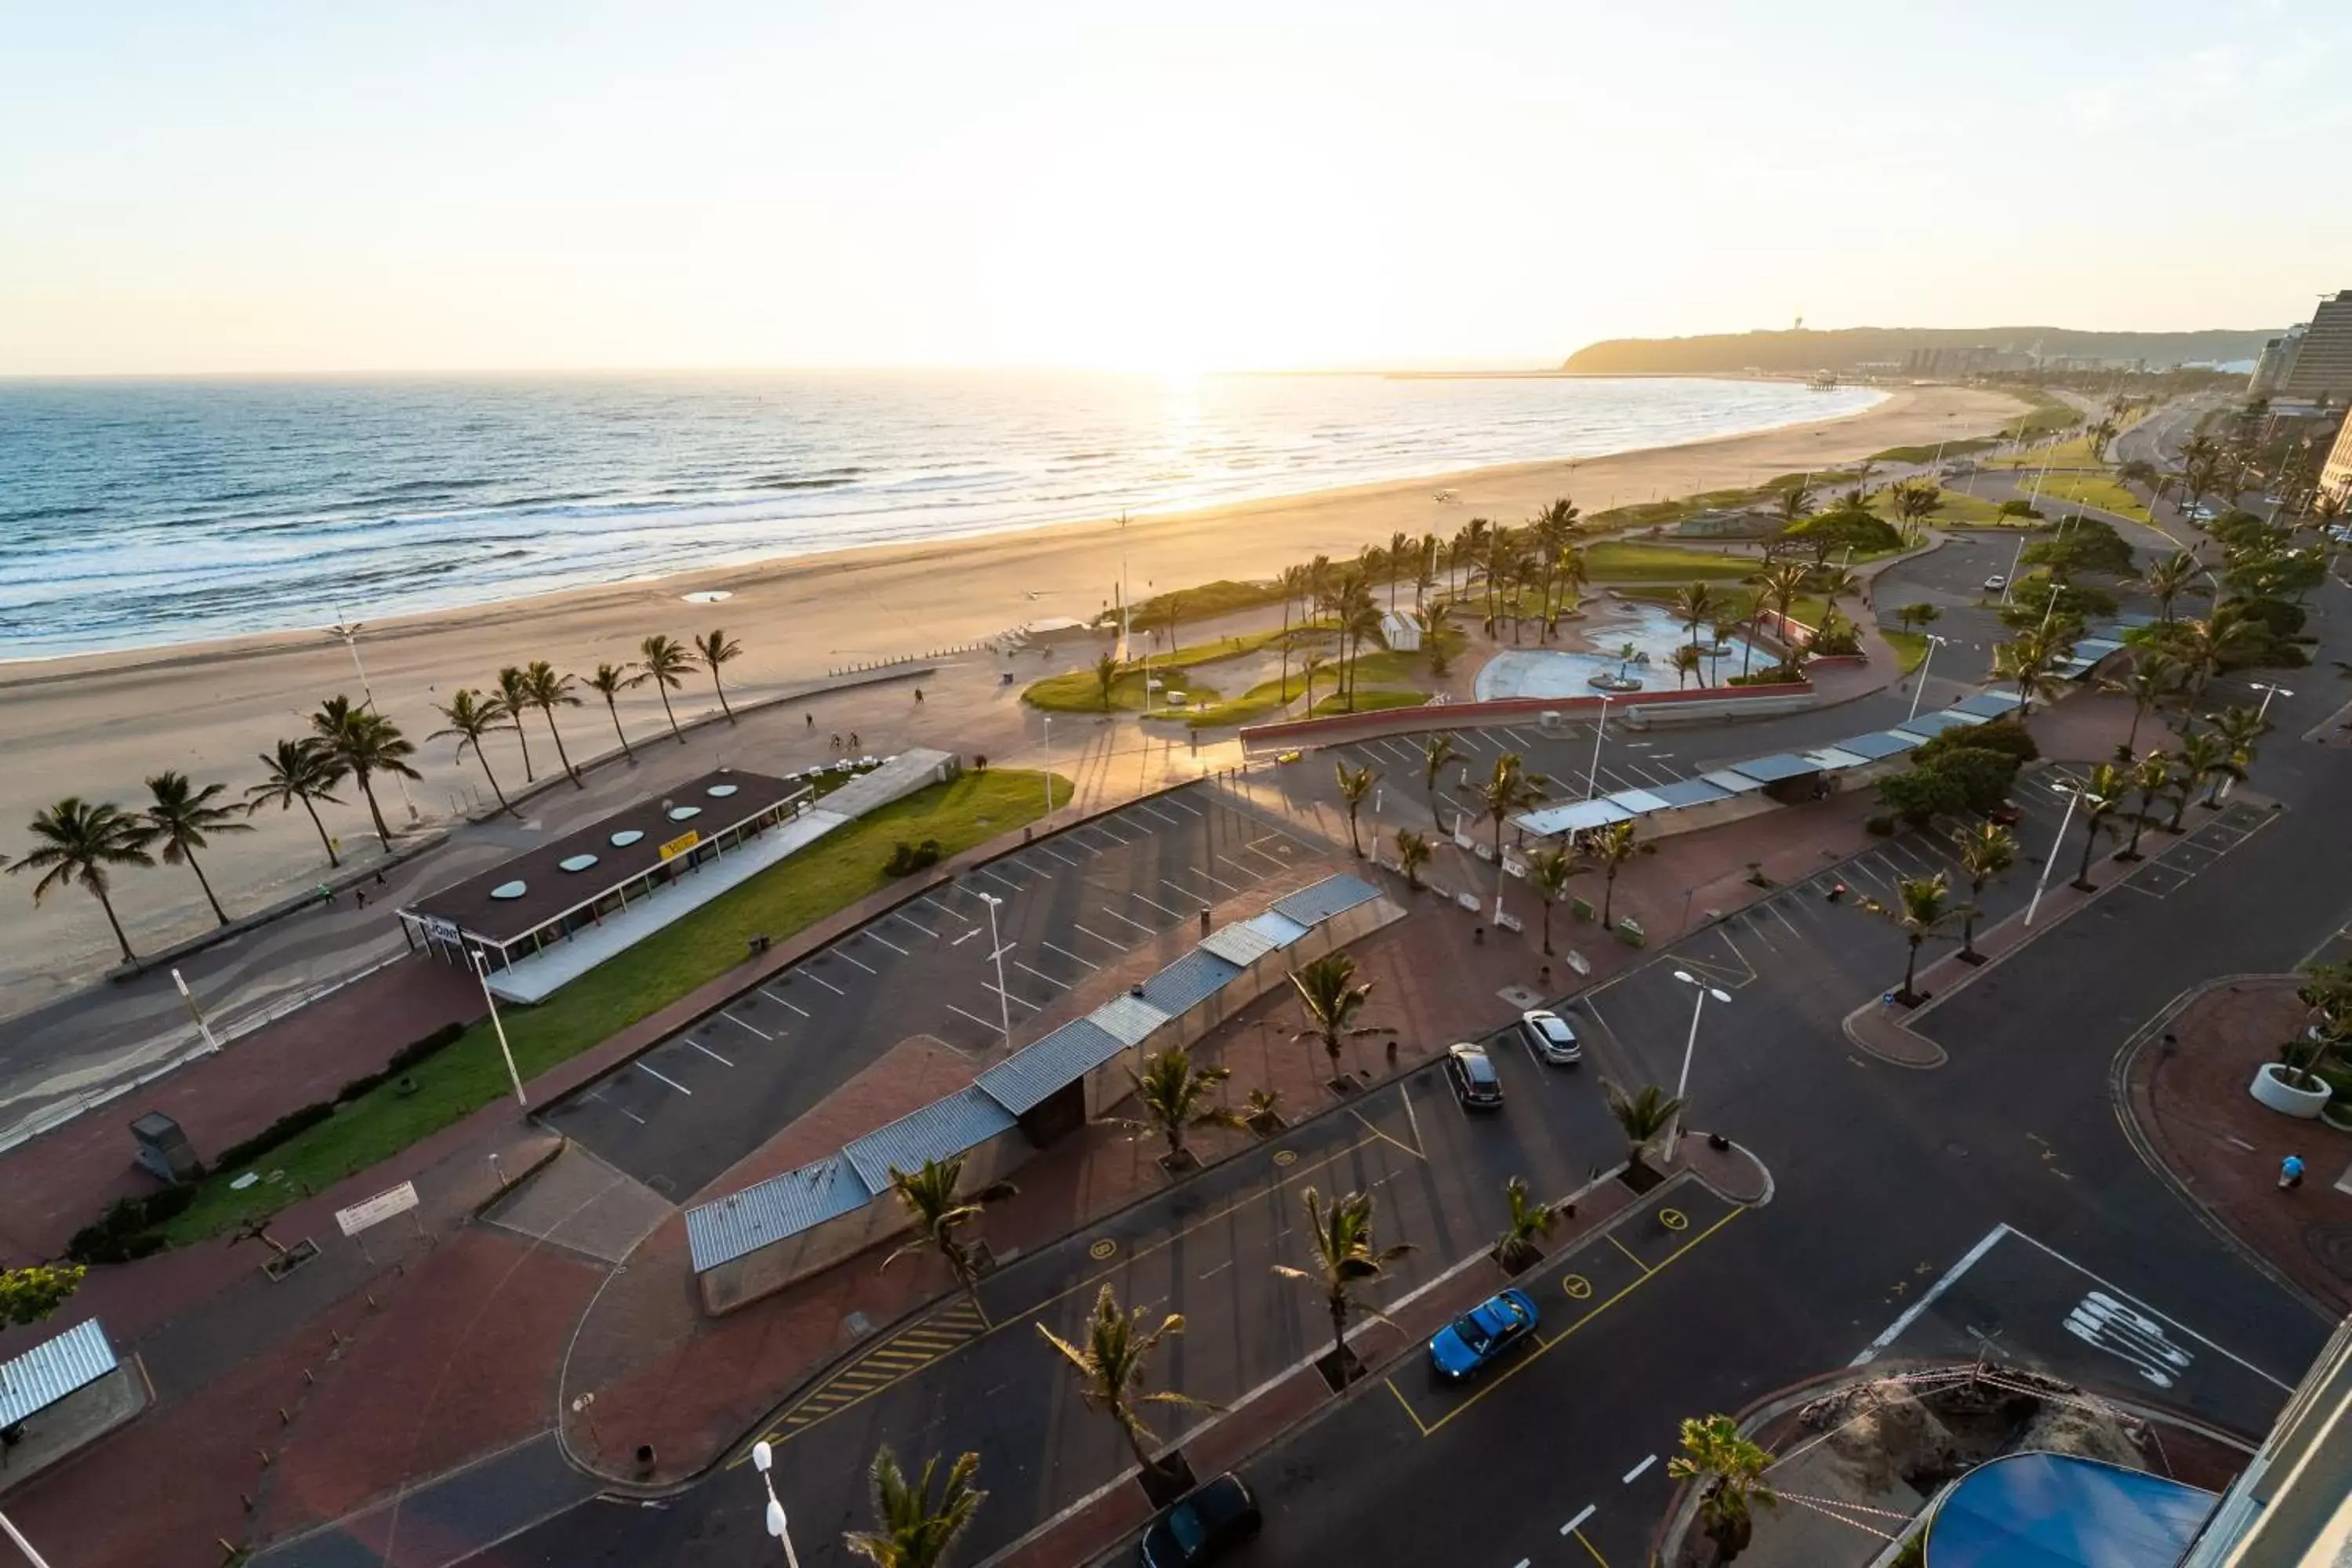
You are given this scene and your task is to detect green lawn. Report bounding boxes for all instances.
[162,769,1069,1243]
[1869,486,2024,529]
[1582,542,1762,582]
[1310,688,1430,716]
[1182,672,1308,728]
[1987,432,2106,470]
[1882,630,1929,673]
[2030,471,2151,524]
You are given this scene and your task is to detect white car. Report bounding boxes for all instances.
[1519,1009,1581,1065]
[1982,575,2006,592]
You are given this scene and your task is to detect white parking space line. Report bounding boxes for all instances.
[1766,902,1805,938]
[864,929,911,956]
[1014,960,1067,989]
[1159,795,1203,816]
[1622,1454,1657,1484]
[759,986,808,1017]
[720,1011,772,1041]
[641,1063,695,1095]
[1240,840,1290,868]
[803,970,847,995]
[1074,923,1127,949]
[1138,803,1183,826]
[1190,863,1243,892]
[1087,820,1139,845]
[983,980,1049,1011]
[1100,905,1157,933]
[833,948,878,974]
[1039,845,1083,868]
[978,866,1025,892]
[947,1003,1006,1036]
[1151,884,1203,913]
[1042,939,1100,969]
[583,1087,648,1126]
[895,911,938,939]
[918,894,971,924]
[1560,1504,1596,1536]
[1503,727,1537,746]
[690,1040,737,1067]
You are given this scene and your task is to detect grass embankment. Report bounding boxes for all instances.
[1867,487,2015,528]
[1023,624,1327,713]
[1882,630,1930,673]
[1987,432,2106,470]
[2001,387,2085,442]
[1870,437,2003,464]
[164,770,1069,1243]
[1582,542,1762,582]
[2029,472,2151,524]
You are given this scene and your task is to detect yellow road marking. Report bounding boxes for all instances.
[1571,1526,1613,1566]
[1563,1272,1593,1300]
[1606,1233,1651,1274]
[1658,1207,1687,1232]
[1351,1106,1426,1162]
[1384,1376,1432,1436]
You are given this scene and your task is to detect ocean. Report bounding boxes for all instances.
[0,371,1882,660]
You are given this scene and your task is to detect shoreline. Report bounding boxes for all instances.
[3,383,1956,687]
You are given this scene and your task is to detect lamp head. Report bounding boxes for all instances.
[766,1498,788,1538]
[752,1440,773,1475]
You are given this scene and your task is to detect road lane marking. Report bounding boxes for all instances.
[1606,1234,1652,1275]
[1850,1225,2005,1364]
[946,1004,1004,1035]
[641,1063,694,1095]
[1136,889,1185,916]
[978,866,1024,892]
[1040,844,1083,867]
[718,1012,771,1042]
[1014,960,1066,989]
[803,971,847,994]
[833,949,878,974]
[1138,802,1183,825]
[758,986,808,1016]
[951,927,980,946]
[1041,939,1099,969]
[1160,795,1204,816]
[864,929,910,956]
[1562,1504,1596,1535]
[1622,1454,1657,1483]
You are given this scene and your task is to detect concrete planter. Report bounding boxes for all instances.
[2250,1063,2332,1120]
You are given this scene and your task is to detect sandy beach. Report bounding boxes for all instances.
[0,383,2020,1001]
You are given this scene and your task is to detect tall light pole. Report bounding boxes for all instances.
[750,1440,804,1567]
[1906,635,1948,724]
[2252,681,2292,724]
[1665,969,1732,1162]
[0,1510,53,1568]
[330,609,416,822]
[976,891,1013,1049]
[472,949,528,1109]
[2024,782,2080,927]
[1999,534,2027,604]
[1584,694,1614,800]
[172,966,222,1057]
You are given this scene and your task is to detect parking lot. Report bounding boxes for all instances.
[543,782,1326,1198]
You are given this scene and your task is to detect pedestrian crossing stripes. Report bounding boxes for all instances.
[760,1297,990,1445]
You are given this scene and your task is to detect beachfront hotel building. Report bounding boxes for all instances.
[2321,414,2352,503]
[2278,291,2352,404]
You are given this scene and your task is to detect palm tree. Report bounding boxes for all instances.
[585,662,644,763]
[1336,580,1384,706]
[1749,563,1808,676]
[1814,567,1860,611]
[1992,628,2067,715]
[1122,1047,1247,1171]
[638,634,695,743]
[1867,873,1962,1003]
[310,696,419,845]
[1457,753,1548,882]
[1090,649,1120,713]
[1276,565,1305,696]
[1289,951,1389,1082]
[430,689,521,815]
[1494,1175,1564,1272]
[2209,704,2267,792]
[9,799,156,964]
[1583,819,1644,927]
[1034,1284,1206,1484]
[2140,550,2204,624]
[1950,822,2016,960]
[141,772,252,927]
[1775,478,1815,529]
[1299,650,1329,715]
[2103,651,2183,753]
[1394,828,1432,891]
[1667,1414,1780,1563]
[2069,762,2125,891]
[245,738,349,867]
[2168,732,2237,826]
[882,1155,1017,1310]
[2117,752,2171,861]
[2176,605,2256,707]
[522,661,585,786]
[1273,1187,1412,1382]
[495,665,538,782]
[1603,1079,1685,1178]
[1335,761,1377,858]
[1669,644,1704,691]
[693,628,744,723]
[844,1447,985,1568]
[1421,734,1461,829]
[1525,843,1582,956]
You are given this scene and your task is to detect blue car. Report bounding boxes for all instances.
[1428,1287,1539,1379]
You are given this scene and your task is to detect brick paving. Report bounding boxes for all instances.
[2126,976,2352,1315]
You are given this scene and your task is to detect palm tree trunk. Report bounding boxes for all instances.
[300,797,339,867]
[1959,908,1979,960]
[1329,1294,1350,1373]
[1347,809,1362,858]
[472,745,516,815]
[1902,937,1921,999]
[512,720,535,783]
[604,695,635,762]
[2074,822,2100,888]
[93,887,136,964]
[711,670,735,723]
[357,768,394,844]
[1541,901,1553,956]
[184,850,229,926]
[659,685,685,743]
[1279,598,1290,698]
[1602,869,1617,928]
[1116,1406,1163,1478]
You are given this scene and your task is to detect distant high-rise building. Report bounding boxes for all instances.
[2278,292,2352,402]
[2321,414,2352,503]
[2247,328,2303,396]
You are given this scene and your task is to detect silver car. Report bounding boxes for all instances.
[1519,1008,1581,1065]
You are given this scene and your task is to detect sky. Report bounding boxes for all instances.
[2,0,2347,376]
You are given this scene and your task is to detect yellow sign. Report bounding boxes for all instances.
[1563,1273,1593,1300]
[659,829,702,862]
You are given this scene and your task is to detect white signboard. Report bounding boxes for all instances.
[336,1180,419,1238]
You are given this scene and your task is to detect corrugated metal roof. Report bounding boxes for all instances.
[1958,689,2023,712]
[1726,753,1820,784]
[1271,873,1383,927]
[1602,788,1675,815]
[1244,910,1312,949]
[1140,949,1245,1014]
[841,1087,1020,1193]
[1835,731,1922,760]
[1515,799,1634,837]
[977,1017,1128,1114]
[1091,991,1172,1045]
[1647,776,1734,808]
[1700,768,1772,794]
[0,1319,118,1427]
[1802,746,1871,771]
[1200,921,1279,967]
[1897,711,1983,739]
[687,1154,876,1272]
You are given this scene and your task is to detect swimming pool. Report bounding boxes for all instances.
[1472,602,1761,701]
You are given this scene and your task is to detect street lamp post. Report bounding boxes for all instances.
[471,949,529,1109]
[0,1510,53,1568]
[1906,634,1948,724]
[2252,681,2292,724]
[1999,534,2027,604]
[2024,782,2081,927]
[750,1440,804,1568]
[1584,694,1614,800]
[976,891,1012,1049]
[329,610,417,825]
[1665,969,1732,1162]
[172,966,222,1057]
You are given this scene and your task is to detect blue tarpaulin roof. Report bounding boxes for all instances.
[1923,1452,2213,1567]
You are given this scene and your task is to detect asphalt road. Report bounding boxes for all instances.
[543,782,1321,1198]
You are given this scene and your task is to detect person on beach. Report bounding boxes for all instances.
[850,732,860,750]
[806,713,813,729]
